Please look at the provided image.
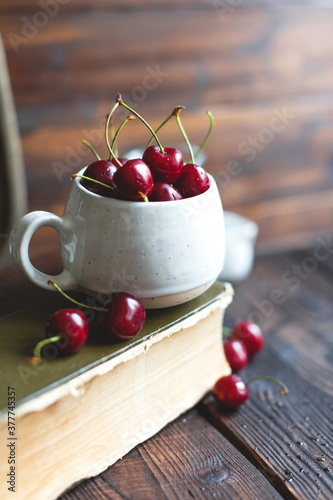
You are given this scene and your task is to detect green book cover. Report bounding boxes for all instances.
[0,281,232,415]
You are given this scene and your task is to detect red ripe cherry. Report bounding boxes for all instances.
[30,308,88,365]
[223,339,248,372]
[175,163,210,198]
[113,159,154,201]
[99,292,146,340]
[150,182,183,202]
[142,145,184,183]
[231,321,264,356]
[213,374,249,407]
[82,160,118,196]
[45,309,88,355]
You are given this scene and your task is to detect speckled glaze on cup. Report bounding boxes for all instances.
[9,169,225,308]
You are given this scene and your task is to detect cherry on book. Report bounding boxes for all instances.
[29,309,88,365]
[98,292,146,341]
[48,281,146,341]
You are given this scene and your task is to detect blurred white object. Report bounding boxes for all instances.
[219,211,258,283]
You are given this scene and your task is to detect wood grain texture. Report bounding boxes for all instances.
[3,8,333,110]
[1,1,332,14]
[200,251,333,499]
[58,410,283,500]
[1,3,333,251]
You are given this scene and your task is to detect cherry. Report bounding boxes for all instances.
[175,163,210,198]
[81,160,118,196]
[29,309,88,364]
[223,339,248,372]
[116,94,184,185]
[76,98,216,202]
[113,159,154,201]
[47,281,146,343]
[99,292,146,340]
[213,374,249,407]
[213,374,288,408]
[231,321,264,356]
[171,106,210,198]
[142,145,184,183]
[150,182,183,202]
[45,309,88,353]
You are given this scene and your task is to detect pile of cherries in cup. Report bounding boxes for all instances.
[29,94,213,365]
[75,94,212,202]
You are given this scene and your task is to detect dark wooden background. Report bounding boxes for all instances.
[1,3,333,498]
[1,0,333,257]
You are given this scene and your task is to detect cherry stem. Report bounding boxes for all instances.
[48,280,107,312]
[82,140,101,161]
[71,173,115,191]
[146,110,176,148]
[138,191,149,202]
[246,375,289,396]
[222,326,233,339]
[111,115,135,155]
[116,93,164,153]
[194,110,214,160]
[29,335,62,365]
[109,118,118,158]
[105,102,122,167]
[173,106,194,164]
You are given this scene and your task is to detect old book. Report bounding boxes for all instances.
[0,281,233,500]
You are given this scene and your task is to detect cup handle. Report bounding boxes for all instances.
[9,211,77,291]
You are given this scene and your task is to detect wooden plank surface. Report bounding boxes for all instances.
[199,251,333,499]
[1,0,332,12]
[2,1,331,12]
[58,410,283,500]
[1,2,333,251]
[3,8,333,111]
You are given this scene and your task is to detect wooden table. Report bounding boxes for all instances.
[1,246,332,499]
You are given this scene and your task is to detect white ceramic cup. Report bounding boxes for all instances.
[9,169,225,308]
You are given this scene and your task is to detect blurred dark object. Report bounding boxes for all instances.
[0,33,27,267]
